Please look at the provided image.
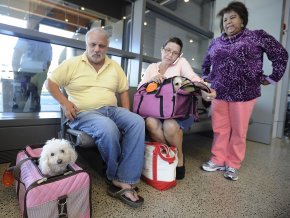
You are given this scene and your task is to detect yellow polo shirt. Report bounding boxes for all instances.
[49,53,129,112]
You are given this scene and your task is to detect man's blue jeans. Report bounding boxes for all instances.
[69,106,145,184]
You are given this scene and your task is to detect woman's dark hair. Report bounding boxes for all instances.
[162,37,183,52]
[217,1,248,33]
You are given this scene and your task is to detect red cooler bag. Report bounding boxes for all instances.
[142,142,178,191]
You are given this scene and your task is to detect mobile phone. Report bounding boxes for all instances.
[173,53,183,65]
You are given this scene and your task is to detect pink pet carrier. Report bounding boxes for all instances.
[133,76,211,119]
[13,144,91,218]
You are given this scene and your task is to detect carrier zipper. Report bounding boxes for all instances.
[37,177,48,184]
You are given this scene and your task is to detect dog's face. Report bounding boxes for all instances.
[173,76,189,92]
[39,138,77,176]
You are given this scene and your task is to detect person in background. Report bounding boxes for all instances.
[138,37,216,180]
[201,1,288,181]
[46,27,145,208]
[12,20,52,112]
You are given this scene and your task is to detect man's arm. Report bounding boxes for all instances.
[45,79,78,120]
[119,90,130,110]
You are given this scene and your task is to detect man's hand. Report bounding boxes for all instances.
[61,101,79,121]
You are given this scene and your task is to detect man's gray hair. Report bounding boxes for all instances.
[85,27,109,44]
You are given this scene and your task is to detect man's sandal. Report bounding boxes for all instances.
[105,178,139,192]
[107,184,144,208]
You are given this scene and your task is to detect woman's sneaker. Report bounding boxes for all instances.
[223,166,238,181]
[201,160,226,172]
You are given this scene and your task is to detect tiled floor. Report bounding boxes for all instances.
[1,133,290,218]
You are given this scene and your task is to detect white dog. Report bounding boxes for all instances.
[39,138,78,176]
[173,76,192,92]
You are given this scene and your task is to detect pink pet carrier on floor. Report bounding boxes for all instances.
[14,144,92,218]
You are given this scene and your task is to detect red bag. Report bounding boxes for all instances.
[142,142,178,191]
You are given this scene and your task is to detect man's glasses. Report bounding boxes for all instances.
[162,47,180,56]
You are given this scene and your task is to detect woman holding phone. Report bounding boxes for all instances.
[138,37,216,179]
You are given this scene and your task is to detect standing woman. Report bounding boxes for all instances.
[139,37,216,180]
[201,1,288,181]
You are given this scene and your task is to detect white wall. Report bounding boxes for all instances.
[213,0,289,144]
[275,0,290,138]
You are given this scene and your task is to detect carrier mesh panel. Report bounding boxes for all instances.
[26,186,90,218]
[67,186,90,217]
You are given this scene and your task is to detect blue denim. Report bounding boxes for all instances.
[69,106,145,184]
[175,116,194,131]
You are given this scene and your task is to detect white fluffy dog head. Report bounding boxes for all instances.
[173,76,191,92]
[173,76,184,92]
[39,138,77,176]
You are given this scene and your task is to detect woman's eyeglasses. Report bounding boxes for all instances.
[162,47,180,56]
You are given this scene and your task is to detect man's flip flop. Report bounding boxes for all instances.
[105,178,139,192]
[107,184,144,208]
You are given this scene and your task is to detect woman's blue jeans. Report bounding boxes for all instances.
[69,106,145,184]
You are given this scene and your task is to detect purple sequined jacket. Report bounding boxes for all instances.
[202,28,288,102]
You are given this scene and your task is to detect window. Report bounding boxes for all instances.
[0,33,84,112]
[154,0,214,30]
[0,0,134,114]
[143,2,213,74]
[143,10,211,72]
[0,0,131,49]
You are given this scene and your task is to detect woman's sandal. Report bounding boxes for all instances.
[107,184,144,208]
[176,156,185,180]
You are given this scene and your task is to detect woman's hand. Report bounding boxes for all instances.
[261,79,270,85]
[201,89,216,102]
[151,74,167,84]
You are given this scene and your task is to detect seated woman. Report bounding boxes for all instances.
[138,37,216,180]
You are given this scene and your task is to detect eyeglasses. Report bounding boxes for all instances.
[162,47,180,56]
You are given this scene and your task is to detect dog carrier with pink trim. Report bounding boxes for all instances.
[14,144,92,218]
[133,76,211,119]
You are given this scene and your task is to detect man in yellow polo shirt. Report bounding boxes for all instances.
[46,27,145,208]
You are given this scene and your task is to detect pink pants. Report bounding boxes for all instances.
[210,99,257,169]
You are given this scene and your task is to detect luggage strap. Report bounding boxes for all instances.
[58,195,68,218]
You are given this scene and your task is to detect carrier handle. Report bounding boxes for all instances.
[158,144,177,164]
[194,81,211,93]
[147,142,177,164]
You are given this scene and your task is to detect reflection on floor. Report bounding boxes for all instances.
[1,133,290,218]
